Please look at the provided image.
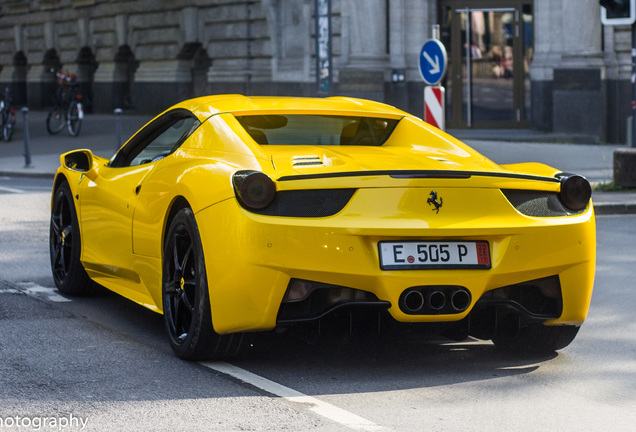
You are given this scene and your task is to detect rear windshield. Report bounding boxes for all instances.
[235,114,400,146]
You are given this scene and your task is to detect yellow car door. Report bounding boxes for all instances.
[79,163,156,290]
[78,110,201,295]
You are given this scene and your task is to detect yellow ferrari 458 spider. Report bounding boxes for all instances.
[50,95,595,360]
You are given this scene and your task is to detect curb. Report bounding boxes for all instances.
[0,170,55,180]
[594,203,636,215]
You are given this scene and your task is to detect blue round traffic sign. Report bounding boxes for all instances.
[419,40,447,85]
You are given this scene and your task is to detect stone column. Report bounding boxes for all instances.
[338,0,389,100]
[75,18,97,112]
[93,14,138,111]
[262,0,312,93]
[554,0,605,139]
[531,0,606,140]
[387,0,407,109]
[403,0,433,115]
[342,0,388,69]
[530,0,564,130]
[205,1,272,96]
[175,7,212,100]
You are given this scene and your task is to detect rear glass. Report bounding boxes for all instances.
[235,114,400,146]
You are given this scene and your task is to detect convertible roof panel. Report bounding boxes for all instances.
[176,95,411,118]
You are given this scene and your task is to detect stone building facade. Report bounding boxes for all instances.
[0,0,632,143]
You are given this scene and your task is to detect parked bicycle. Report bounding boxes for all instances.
[46,69,84,137]
[0,87,17,142]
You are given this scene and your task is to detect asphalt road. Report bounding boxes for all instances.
[1,177,635,431]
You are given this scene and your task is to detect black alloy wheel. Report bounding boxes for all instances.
[49,181,94,295]
[162,207,244,361]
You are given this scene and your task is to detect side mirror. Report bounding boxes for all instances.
[61,149,94,172]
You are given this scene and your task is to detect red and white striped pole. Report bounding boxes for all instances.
[424,86,445,131]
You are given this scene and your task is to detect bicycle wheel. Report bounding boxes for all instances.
[46,105,66,135]
[3,117,13,141]
[0,112,6,142]
[67,101,82,137]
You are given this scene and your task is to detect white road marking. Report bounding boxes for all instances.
[0,287,21,294]
[201,361,389,431]
[0,185,24,194]
[16,282,71,302]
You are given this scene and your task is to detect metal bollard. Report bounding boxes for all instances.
[22,107,32,168]
[114,108,123,149]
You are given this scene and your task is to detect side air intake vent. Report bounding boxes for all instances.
[502,189,586,217]
[249,188,356,217]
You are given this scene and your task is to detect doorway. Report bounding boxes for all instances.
[439,1,533,128]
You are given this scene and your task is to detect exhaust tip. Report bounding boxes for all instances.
[427,291,446,310]
[450,289,471,312]
[403,290,425,312]
[400,286,472,315]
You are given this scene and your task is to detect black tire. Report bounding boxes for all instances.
[46,105,65,135]
[162,208,244,361]
[67,101,82,137]
[50,181,95,295]
[492,323,580,354]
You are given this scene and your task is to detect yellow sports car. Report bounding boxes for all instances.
[50,95,595,360]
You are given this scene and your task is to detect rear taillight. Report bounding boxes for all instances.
[559,174,591,211]
[232,170,276,210]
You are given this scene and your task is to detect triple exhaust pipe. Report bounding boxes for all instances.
[400,286,471,315]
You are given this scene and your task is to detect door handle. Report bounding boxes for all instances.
[135,185,141,195]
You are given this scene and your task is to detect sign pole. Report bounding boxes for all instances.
[315,0,332,96]
[632,20,636,147]
[432,23,440,40]
[420,26,447,131]
[424,87,446,130]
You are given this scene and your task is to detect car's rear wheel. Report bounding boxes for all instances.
[492,323,580,353]
[162,208,243,360]
[50,181,95,295]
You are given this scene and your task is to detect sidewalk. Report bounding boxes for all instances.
[1,111,634,214]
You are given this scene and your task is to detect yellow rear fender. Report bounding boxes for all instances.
[131,151,269,260]
[152,150,270,214]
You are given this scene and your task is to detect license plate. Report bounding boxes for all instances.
[378,241,491,270]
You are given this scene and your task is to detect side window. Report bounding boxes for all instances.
[110,110,200,168]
